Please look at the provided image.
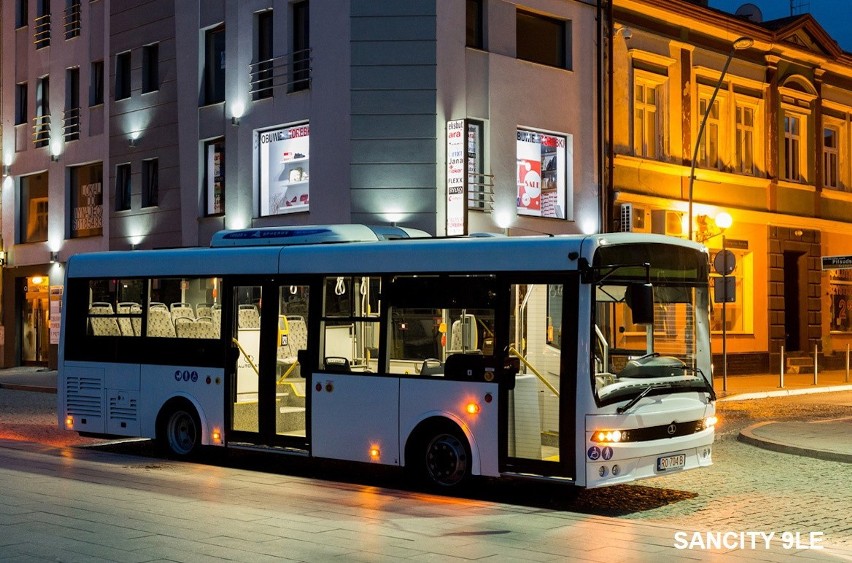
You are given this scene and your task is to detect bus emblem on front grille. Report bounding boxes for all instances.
[667,423,677,436]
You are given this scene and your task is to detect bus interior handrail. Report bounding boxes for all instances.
[509,346,559,398]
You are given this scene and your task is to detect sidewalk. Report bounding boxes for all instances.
[1,366,850,464]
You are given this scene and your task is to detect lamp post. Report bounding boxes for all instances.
[688,37,753,241]
[703,211,733,393]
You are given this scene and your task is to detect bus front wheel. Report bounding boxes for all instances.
[159,403,201,458]
[412,422,471,489]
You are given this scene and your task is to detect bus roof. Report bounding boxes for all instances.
[209,224,429,247]
[65,231,703,279]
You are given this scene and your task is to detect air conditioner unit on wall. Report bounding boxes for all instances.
[618,204,646,232]
[651,210,683,237]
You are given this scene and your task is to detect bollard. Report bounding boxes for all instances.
[813,344,818,386]
[780,345,785,389]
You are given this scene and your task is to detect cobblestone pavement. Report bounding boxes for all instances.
[3,388,852,556]
[575,391,852,551]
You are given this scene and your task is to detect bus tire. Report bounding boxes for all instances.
[158,401,201,458]
[409,420,471,489]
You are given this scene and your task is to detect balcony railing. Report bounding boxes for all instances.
[34,14,51,49]
[467,173,495,212]
[63,107,80,141]
[32,114,51,148]
[65,3,81,39]
[248,48,312,99]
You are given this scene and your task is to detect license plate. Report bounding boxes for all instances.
[656,454,686,471]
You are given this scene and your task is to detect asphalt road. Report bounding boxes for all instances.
[2,388,852,553]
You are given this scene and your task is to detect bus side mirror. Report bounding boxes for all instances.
[627,283,654,325]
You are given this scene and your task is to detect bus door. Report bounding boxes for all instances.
[228,281,311,448]
[502,279,576,480]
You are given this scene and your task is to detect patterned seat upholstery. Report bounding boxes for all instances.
[171,302,195,324]
[117,302,142,336]
[238,305,260,329]
[89,303,120,336]
[176,317,218,339]
[147,307,176,337]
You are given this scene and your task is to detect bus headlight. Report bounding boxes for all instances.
[591,430,630,443]
[703,416,718,429]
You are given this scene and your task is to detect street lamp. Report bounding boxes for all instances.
[687,37,753,240]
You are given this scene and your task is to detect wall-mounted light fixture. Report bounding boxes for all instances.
[50,139,62,162]
[231,100,246,126]
[50,251,58,263]
[129,131,141,148]
[2,165,9,177]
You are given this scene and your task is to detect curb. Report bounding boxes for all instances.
[0,383,57,394]
[719,384,852,402]
[738,421,852,464]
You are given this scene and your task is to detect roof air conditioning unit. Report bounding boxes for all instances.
[619,204,633,232]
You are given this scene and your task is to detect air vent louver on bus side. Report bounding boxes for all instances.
[65,376,103,417]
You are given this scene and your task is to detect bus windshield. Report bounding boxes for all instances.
[591,243,713,407]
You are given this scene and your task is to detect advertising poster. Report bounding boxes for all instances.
[71,164,103,238]
[516,129,570,219]
[466,121,484,210]
[49,285,63,345]
[206,140,225,215]
[259,123,310,216]
[446,120,466,236]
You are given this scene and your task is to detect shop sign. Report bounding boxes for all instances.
[446,119,467,236]
[822,255,852,270]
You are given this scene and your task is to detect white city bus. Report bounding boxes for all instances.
[58,224,716,488]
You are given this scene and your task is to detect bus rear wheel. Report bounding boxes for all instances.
[159,404,201,458]
[418,425,471,489]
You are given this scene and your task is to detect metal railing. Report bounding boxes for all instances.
[32,114,51,147]
[65,3,81,39]
[248,48,312,98]
[63,107,80,141]
[34,14,51,48]
[467,173,495,212]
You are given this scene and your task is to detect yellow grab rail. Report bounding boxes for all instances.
[509,346,560,398]
[231,338,260,377]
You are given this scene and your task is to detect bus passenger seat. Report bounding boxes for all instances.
[238,304,260,329]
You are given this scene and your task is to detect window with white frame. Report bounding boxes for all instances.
[698,93,722,169]
[633,72,665,159]
[735,102,756,175]
[783,112,803,182]
[823,124,840,190]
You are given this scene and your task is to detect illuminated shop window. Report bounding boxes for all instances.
[70,163,103,238]
[258,123,309,216]
[516,128,571,219]
[829,270,852,333]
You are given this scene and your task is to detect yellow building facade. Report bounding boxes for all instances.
[611,0,852,373]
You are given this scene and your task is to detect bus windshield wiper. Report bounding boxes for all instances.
[617,383,671,415]
[681,365,716,402]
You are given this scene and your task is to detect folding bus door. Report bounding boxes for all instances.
[228,281,310,448]
[502,278,576,480]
